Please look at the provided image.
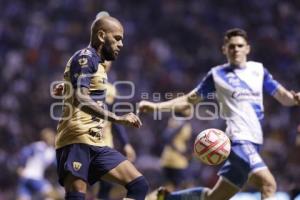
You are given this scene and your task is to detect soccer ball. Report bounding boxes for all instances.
[194,128,231,165]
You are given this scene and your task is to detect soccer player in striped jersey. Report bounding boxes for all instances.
[16,128,60,200]
[139,28,300,200]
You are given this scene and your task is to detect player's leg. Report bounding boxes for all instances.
[16,178,31,200]
[156,176,238,200]
[56,144,91,200]
[158,142,248,200]
[203,177,239,200]
[162,167,188,191]
[92,146,149,200]
[97,180,113,199]
[101,160,149,200]
[216,140,272,200]
[248,168,277,199]
[154,141,268,200]
[204,140,263,200]
[162,167,181,191]
[63,174,87,200]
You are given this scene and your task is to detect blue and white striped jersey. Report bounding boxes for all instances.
[194,61,280,144]
[19,141,55,180]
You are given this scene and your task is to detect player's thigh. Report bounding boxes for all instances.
[206,177,240,200]
[248,168,276,190]
[101,160,142,185]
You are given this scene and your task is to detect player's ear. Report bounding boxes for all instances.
[221,45,226,55]
[246,44,251,54]
[97,30,106,43]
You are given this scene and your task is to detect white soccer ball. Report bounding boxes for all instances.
[194,128,231,165]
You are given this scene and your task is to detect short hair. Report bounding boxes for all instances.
[90,11,110,47]
[91,11,110,38]
[223,28,248,44]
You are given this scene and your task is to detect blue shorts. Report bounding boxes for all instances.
[218,140,267,188]
[56,143,126,186]
[163,167,188,187]
[17,178,51,197]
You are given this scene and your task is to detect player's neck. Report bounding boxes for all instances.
[229,62,247,69]
[89,44,105,63]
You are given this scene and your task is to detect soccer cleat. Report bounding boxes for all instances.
[157,187,170,200]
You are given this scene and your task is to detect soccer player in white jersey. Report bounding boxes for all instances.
[139,28,300,200]
[16,128,60,200]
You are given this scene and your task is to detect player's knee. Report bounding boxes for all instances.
[64,175,87,193]
[65,183,86,193]
[125,176,149,200]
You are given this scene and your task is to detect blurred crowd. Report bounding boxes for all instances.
[1,0,300,199]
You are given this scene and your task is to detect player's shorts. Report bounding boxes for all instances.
[56,143,126,186]
[162,167,188,187]
[218,140,267,188]
[17,178,51,198]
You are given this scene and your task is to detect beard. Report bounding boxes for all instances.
[101,45,116,61]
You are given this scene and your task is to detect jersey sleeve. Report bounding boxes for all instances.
[194,70,216,98]
[263,68,280,96]
[69,52,97,89]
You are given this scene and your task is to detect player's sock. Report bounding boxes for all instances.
[97,181,113,199]
[65,191,85,200]
[125,176,149,200]
[166,187,207,200]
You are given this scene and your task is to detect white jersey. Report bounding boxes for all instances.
[194,61,280,144]
[20,141,55,180]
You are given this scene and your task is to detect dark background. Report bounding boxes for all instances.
[1,0,300,199]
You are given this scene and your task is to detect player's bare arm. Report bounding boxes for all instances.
[75,87,142,128]
[273,85,300,106]
[139,90,201,114]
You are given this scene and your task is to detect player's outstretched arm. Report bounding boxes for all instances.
[75,87,142,128]
[273,85,300,106]
[138,90,201,113]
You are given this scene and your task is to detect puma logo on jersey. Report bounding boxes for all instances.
[73,161,82,171]
[78,57,88,66]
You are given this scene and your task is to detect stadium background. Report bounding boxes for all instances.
[1,0,300,199]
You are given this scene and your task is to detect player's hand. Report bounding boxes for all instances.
[124,144,136,162]
[138,100,158,114]
[291,90,300,105]
[117,113,142,128]
[52,83,64,96]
